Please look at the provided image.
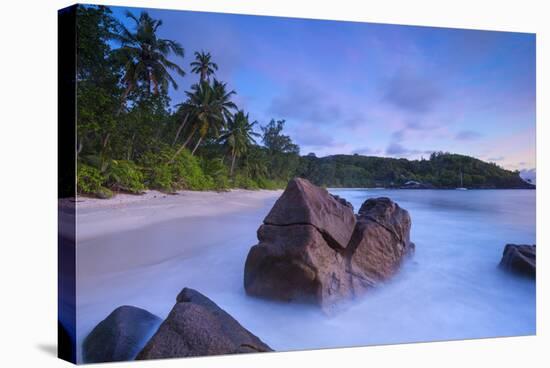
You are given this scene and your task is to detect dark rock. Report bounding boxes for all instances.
[331,194,354,211]
[244,178,414,309]
[245,224,351,307]
[264,178,356,249]
[136,288,272,360]
[357,197,413,252]
[348,198,414,293]
[83,306,162,363]
[500,244,536,278]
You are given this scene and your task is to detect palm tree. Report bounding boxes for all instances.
[244,147,269,179]
[218,110,260,176]
[211,79,237,122]
[170,81,236,161]
[172,101,191,146]
[114,11,185,104]
[190,51,218,83]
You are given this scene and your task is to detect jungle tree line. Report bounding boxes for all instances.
[76,6,300,197]
[75,6,531,197]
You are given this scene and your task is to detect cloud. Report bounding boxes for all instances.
[487,156,504,162]
[391,120,436,142]
[391,130,406,141]
[383,70,441,113]
[342,112,368,128]
[455,130,482,141]
[268,80,342,123]
[291,122,337,148]
[352,147,382,155]
[386,142,410,155]
[385,142,433,158]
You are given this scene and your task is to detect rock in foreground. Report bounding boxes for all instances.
[136,288,272,360]
[83,306,162,363]
[500,244,536,278]
[244,178,414,309]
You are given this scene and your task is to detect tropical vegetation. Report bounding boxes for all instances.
[296,152,533,189]
[75,5,532,198]
[76,5,299,197]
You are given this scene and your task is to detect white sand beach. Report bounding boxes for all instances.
[74,189,282,241]
[73,189,282,362]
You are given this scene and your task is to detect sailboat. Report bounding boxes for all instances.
[456,170,468,190]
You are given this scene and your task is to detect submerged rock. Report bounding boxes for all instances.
[83,305,162,363]
[136,288,272,360]
[244,178,414,309]
[500,244,536,278]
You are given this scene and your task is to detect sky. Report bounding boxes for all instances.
[109,5,536,172]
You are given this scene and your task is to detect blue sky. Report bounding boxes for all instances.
[109,5,536,171]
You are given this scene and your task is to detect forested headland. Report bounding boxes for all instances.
[297,152,534,189]
[74,6,532,198]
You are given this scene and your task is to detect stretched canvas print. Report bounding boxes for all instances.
[58,3,536,364]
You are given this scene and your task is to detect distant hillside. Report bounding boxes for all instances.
[520,168,536,185]
[295,152,534,189]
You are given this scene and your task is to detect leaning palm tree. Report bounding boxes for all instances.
[170,81,236,161]
[190,51,218,83]
[114,11,185,104]
[218,110,260,176]
[172,101,192,146]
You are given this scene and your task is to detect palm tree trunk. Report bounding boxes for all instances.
[169,127,197,163]
[191,136,203,156]
[147,70,152,95]
[118,86,131,114]
[172,113,189,146]
[230,152,236,176]
[100,132,110,158]
[152,75,159,95]
[127,132,136,160]
[102,133,110,149]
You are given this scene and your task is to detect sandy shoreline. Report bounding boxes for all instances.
[68,189,282,242]
[74,188,283,362]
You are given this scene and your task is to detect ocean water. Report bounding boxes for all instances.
[76,189,536,362]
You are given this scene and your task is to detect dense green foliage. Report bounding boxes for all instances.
[76,6,299,197]
[75,5,531,197]
[296,152,533,189]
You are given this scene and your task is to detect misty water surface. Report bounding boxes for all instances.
[76,189,535,362]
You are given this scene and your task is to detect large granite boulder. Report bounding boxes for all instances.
[83,306,162,363]
[244,178,414,309]
[245,224,352,306]
[136,288,272,360]
[347,198,415,293]
[264,178,356,249]
[500,244,536,278]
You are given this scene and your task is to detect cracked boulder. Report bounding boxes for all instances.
[244,178,414,309]
[244,223,352,307]
[136,288,272,360]
[264,177,356,249]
